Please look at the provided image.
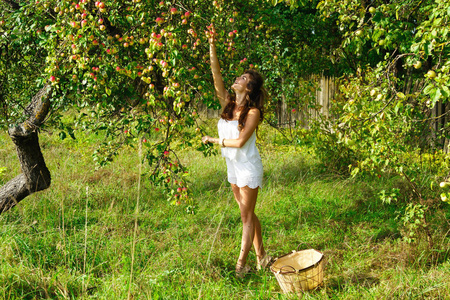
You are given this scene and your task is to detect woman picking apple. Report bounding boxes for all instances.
[202,25,271,277]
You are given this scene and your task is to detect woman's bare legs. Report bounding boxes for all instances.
[231,184,266,266]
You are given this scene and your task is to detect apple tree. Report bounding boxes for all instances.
[312,0,450,175]
[299,0,450,243]
[1,0,337,213]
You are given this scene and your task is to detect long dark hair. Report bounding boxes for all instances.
[220,69,266,131]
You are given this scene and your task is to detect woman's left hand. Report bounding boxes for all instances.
[202,136,211,144]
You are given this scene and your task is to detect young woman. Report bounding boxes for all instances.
[201,27,271,277]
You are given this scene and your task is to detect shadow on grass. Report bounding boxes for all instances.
[2,277,87,300]
[192,167,228,194]
[326,272,381,292]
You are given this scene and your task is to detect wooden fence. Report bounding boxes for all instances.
[431,102,450,151]
[281,76,336,128]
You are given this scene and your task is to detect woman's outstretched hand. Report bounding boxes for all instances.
[207,23,216,46]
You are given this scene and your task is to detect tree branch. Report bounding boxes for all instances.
[0,85,52,214]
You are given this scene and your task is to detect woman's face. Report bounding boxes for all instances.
[231,73,251,93]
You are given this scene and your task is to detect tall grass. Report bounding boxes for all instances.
[0,122,449,299]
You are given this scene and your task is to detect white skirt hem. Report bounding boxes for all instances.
[228,176,263,189]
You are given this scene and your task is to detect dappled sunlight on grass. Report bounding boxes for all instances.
[1,127,450,299]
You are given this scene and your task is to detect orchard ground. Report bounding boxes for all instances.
[0,120,450,299]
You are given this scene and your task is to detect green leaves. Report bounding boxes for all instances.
[379,188,400,204]
[0,167,7,178]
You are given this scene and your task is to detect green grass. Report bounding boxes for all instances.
[0,123,450,299]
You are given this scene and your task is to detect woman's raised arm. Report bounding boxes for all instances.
[208,25,229,109]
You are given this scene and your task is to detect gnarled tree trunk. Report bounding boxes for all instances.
[0,85,52,214]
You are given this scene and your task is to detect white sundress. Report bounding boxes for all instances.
[217,118,263,189]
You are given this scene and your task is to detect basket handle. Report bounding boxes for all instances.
[278,265,297,274]
[296,242,313,252]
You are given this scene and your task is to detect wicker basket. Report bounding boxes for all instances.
[270,248,324,294]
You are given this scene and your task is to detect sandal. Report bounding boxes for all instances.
[235,263,251,278]
[256,253,273,270]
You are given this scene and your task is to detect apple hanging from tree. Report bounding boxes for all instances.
[426,70,436,79]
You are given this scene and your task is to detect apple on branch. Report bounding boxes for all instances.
[426,70,436,79]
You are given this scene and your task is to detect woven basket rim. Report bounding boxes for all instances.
[270,248,324,274]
